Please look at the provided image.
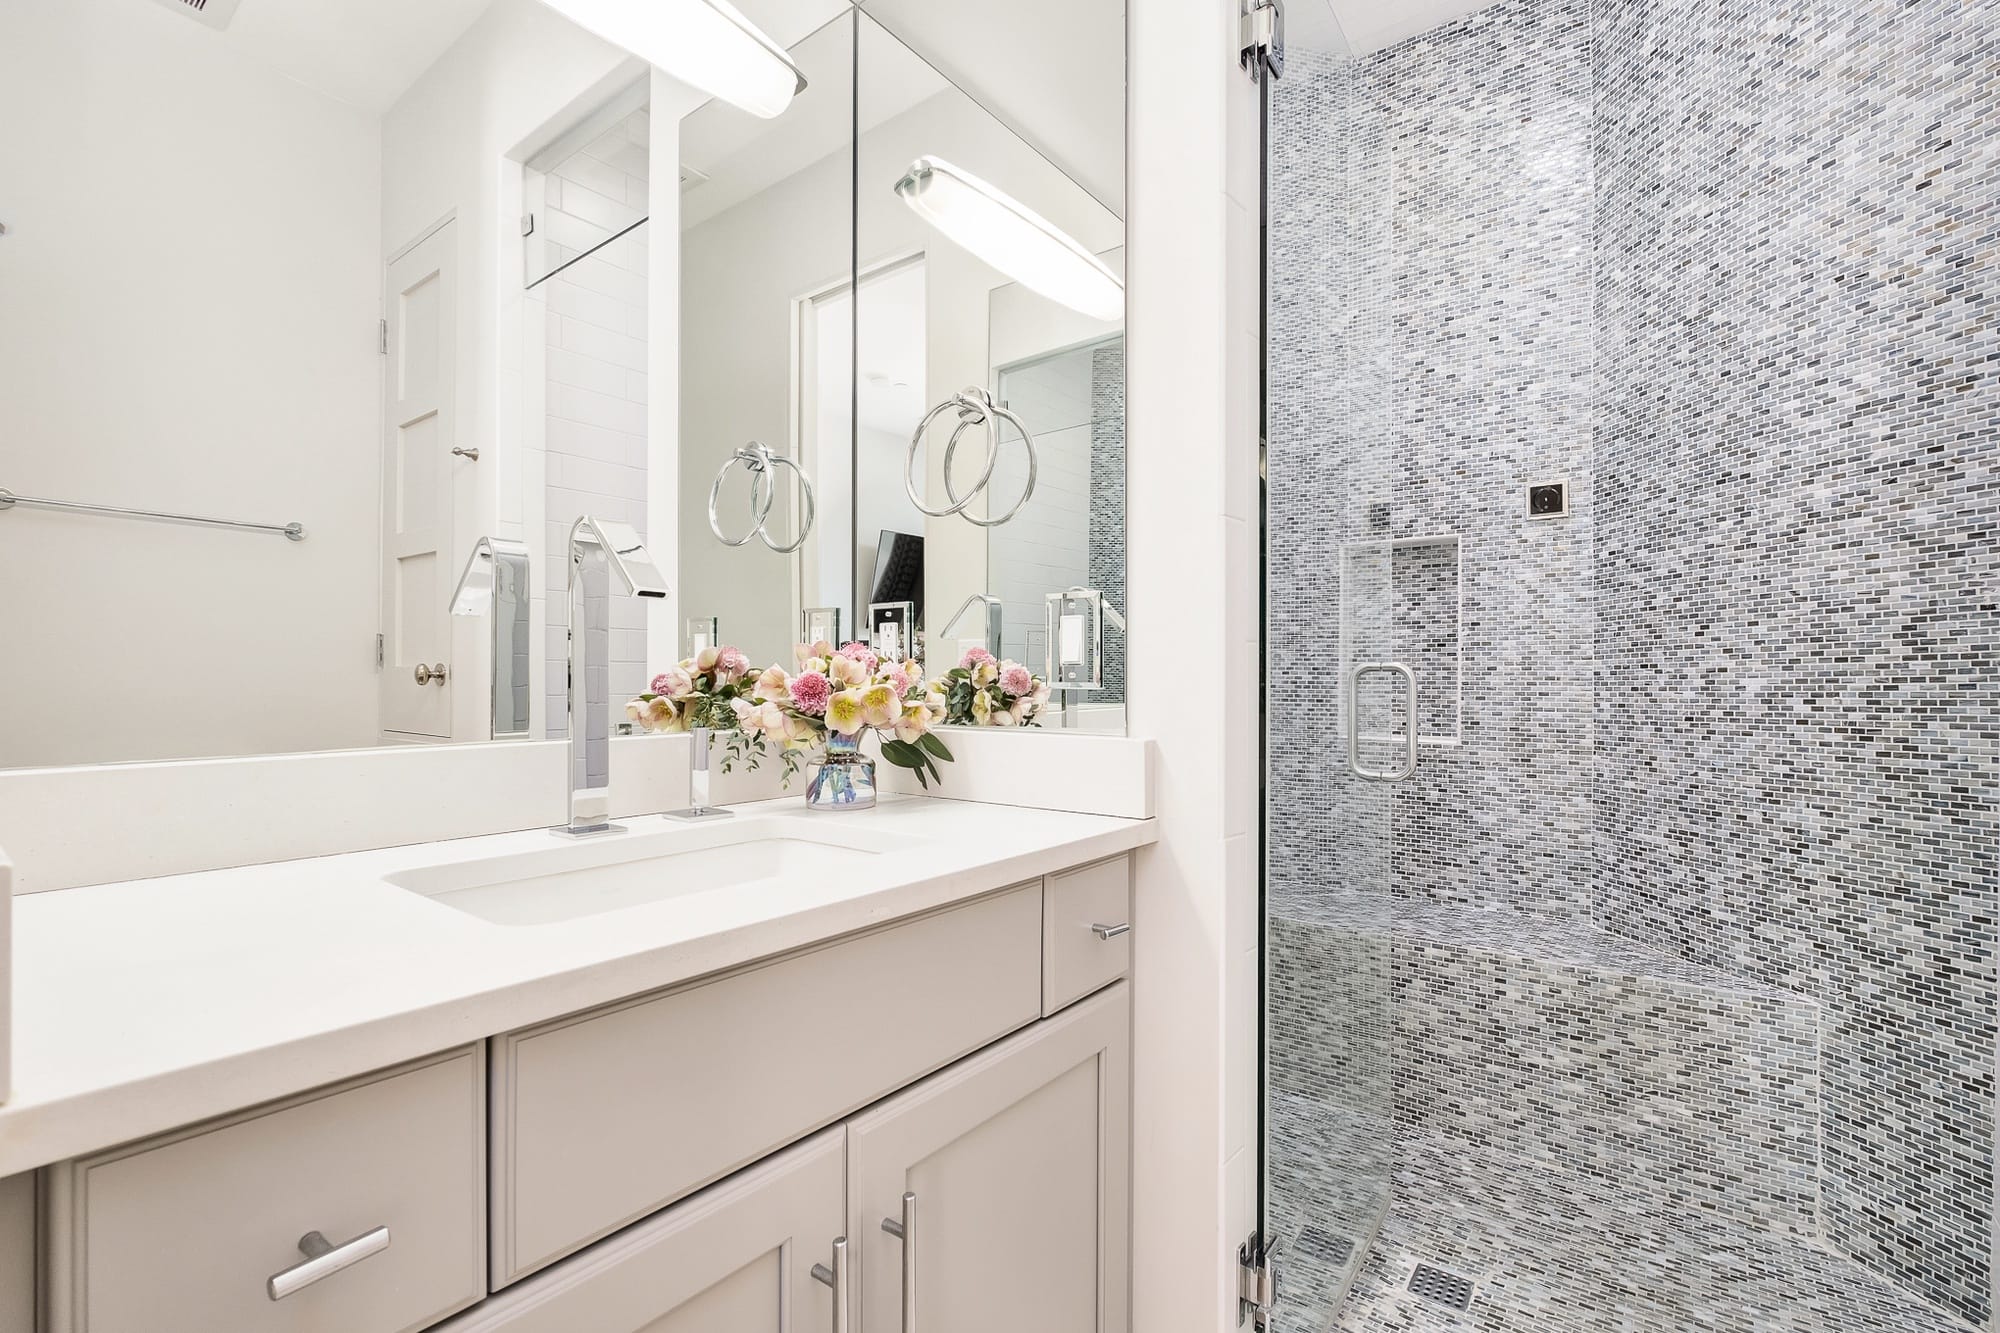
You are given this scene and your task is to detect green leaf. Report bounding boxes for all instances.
[918,732,953,762]
[879,739,923,770]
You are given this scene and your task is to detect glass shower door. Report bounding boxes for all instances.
[1254,23,1400,1333]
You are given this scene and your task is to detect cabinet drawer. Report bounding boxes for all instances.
[1043,854,1132,1014]
[45,1047,486,1333]
[491,883,1042,1285]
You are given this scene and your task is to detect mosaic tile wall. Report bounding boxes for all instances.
[1089,341,1127,703]
[1267,0,1998,1325]
[1591,0,2000,1318]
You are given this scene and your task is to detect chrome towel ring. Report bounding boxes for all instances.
[708,442,816,554]
[903,386,1038,528]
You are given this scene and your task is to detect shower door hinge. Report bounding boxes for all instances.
[1238,1232,1280,1330]
[1241,0,1285,80]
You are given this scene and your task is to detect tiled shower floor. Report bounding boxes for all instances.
[1301,1131,1973,1333]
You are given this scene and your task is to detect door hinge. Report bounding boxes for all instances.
[374,633,385,670]
[377,318,388,355]
[1241,0,1286,80]
[1238,1232,1280,1330]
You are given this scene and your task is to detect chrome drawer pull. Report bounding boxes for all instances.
[810,1236,850,1333]
[1091,922,1130,941]
[266,1226,390,1301]
[881,1191,917,1332]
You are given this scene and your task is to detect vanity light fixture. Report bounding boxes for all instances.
[533,0,806,120]
[895,157,1124,322]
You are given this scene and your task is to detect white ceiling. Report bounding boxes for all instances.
[217,0,494,115]
[858,0,1124,218]
[1286,0,1503,56]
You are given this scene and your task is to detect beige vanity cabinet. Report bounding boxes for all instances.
[489,883,1045,1285]
[849,981,1130,1333]
[432,1129,846,1333]
[0,1173,32,1333]
[31,853,1136,1333]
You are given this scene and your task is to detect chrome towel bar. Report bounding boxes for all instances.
[0,487,304,541]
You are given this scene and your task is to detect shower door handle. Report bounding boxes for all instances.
[1347,662,1418,782]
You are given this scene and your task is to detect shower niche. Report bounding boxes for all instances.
[1339,534,1462,775]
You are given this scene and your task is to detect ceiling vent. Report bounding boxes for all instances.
[148,0,244,31]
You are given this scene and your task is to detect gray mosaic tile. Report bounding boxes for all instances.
[1332,1132,1975,1333]
[1267,0,1996,1324]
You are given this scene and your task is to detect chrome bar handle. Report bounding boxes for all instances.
[1346,662,1418,782]
[266,1226,390,1301]
[810,1236,850,1333]
[1092,922,1131,940]
[881,1190,917,1333]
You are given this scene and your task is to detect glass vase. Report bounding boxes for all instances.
[805,732,876,811]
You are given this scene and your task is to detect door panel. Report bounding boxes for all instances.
[847,983,1130,1333]
[434,1129,844,1333]
[379,223,456,738]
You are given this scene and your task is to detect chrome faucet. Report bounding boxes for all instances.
[448,536,532,740]
[558,516,669,838]
[665,725,735,821]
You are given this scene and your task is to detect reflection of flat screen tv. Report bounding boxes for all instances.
[870,530,925,622]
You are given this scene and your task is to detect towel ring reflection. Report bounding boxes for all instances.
[903,386,1038,528]
[708,442,816,554]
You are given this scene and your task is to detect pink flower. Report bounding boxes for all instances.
[754,664,790,701]
[837,641,880,674]
[715,646,750,681]
[694,646,721,674]
[999,665,1033,697]
[789,670,832,716]
[959,646,996,669]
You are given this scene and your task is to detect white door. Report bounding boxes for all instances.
[379,222,457,739]
[847,983,1131,1333]
[433,1129,846,1332]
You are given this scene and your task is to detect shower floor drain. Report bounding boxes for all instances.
[1408,1262,1476,1311]
[1295,1225,1356,1269]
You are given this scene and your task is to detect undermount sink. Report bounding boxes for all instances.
[388,818,918,926]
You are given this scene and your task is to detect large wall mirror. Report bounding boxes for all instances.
[855,0,1127,733]
[0,0,1123,771]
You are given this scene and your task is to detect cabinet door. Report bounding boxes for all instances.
[847,983,1130,1333]
[435,1129,847,1333]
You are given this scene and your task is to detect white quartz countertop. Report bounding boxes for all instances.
[0,796,1154,1176]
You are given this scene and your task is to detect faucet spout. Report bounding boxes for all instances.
[558,516,668,838]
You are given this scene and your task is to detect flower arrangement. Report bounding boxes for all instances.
[735,641,955,788]
[626,645,756,734]
[939,647,1051,728]
[628,640,956,791]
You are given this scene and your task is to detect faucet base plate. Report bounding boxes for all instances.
[663,806,736,821]
[550,821,628,840]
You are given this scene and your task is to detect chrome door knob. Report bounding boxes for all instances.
[451,447,481,461]
[414,663,448,685]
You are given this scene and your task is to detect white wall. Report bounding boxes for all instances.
[0,0,385,767]
[1126,0,1264,1328]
